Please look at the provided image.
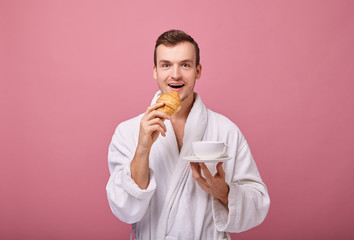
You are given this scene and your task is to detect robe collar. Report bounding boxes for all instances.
[151,90,208,156]
[152,90,208,239]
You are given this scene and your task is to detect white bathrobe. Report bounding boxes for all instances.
[106,92,270,240]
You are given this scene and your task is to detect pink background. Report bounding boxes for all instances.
[1,0,354,239]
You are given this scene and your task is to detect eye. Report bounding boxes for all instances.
[162,64,170,68]
[182,63,190,68]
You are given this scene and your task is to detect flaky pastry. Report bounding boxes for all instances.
[156,91,181,116]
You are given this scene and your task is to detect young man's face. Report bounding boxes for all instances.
[153,41,202,103]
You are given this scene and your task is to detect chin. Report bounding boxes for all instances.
[180,92,194,104]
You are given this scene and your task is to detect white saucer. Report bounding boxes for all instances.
[183,155,232,163]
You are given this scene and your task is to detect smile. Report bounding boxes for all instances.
[168,84,185,89]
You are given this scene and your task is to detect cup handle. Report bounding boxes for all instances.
[221,144,228,157]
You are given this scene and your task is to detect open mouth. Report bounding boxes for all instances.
[168,84,184,89]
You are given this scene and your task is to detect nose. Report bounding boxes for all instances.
[171,65,182,79]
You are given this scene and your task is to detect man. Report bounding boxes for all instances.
[106,30,270,240]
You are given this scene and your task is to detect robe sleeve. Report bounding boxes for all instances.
[106,123,157,224]
[211,141,270,233]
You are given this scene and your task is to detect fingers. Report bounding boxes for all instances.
[140,103,170,139]
[190,162,201,179]
[146,102,164,113]
[215,162,225,178]
[199,163,213,180]
[190,162,229,205]
[145,102,170,121]
[148,117,167,133]
[147,110,170,122]
[137,103,171,150]
[149,124,167,137]
[190,163,207,185]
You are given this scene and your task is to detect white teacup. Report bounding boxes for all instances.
[192,141,228,159]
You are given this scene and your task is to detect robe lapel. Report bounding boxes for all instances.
[155,120,180,177]
[151,91,180,177]
[155,92,208,239]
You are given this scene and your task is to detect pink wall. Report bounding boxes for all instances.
[1,0,354,239]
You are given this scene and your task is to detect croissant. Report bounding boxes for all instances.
[156,91,181,116]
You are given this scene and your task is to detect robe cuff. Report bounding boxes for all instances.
[121,167,156,200]
[212,183,239,231]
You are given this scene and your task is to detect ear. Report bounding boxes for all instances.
[153,65,157,80]
[196,64,202,79]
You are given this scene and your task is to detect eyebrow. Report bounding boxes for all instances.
[181,59,194,64]
[158,60,171,64]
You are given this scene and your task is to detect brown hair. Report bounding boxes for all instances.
[154,29,200,67]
